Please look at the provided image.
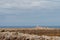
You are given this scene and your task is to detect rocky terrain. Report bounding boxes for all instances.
[0,28,60,40]
[0,28,60,36]
[0,32,60,40]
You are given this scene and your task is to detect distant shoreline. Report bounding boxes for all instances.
[0,26,60,28]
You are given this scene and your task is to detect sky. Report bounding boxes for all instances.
[0,0,60,26]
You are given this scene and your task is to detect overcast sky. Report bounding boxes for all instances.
[0,0,60,26]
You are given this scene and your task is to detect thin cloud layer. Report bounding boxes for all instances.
[0,0,60,14]
[0,0,60,9]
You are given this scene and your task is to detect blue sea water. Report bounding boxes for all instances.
[0,26,60,28]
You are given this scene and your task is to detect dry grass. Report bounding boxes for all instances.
[0,32,60,40]
[0,28,60,40]
[0,28,60,36]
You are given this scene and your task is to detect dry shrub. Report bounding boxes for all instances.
[1,30,5,32]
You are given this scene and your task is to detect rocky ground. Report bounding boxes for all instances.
[0,32,60,40]
[0,28,60,36]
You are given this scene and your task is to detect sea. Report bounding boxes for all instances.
[0,26,60,28]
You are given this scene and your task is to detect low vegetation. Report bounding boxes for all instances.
[0,28,60,40]
[0,28,60,36]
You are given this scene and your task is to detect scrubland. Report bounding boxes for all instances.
[0,28,60,40]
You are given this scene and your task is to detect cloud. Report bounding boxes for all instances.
[0,0,60,14]
[0,0,60,9]
[0,0,40,9]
